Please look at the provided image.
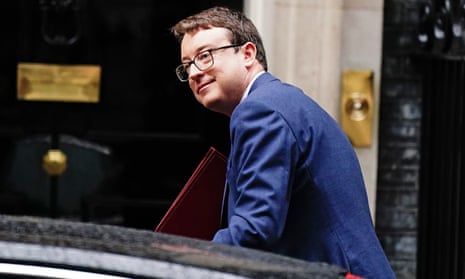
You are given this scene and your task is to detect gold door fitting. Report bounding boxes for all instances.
[17,63,101,103]
[341,70,374,147]
[43,149,67,176]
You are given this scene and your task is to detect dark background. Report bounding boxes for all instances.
[0,0,242,229]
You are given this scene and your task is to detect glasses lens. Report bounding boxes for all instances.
[194,51,213,70]
[175,64,188,82]
[175,50,216,82]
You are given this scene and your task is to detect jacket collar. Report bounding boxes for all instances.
[249,72,276,95]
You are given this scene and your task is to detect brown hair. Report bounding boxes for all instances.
[171,6,268,71]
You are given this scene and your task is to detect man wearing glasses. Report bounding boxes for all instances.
[171,6,395,279]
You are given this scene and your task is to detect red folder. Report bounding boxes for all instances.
[154,147,227,240]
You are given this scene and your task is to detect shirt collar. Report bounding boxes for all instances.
[240,71,266,103]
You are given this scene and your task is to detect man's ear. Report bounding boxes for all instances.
[242,42,257,66]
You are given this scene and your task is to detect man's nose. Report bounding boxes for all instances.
[189,65,203,80]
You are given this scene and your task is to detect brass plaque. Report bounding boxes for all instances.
[17,63,101,103]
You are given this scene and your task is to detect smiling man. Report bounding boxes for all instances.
[170,6,395,279]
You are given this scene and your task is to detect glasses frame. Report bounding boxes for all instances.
[175,43,244,82]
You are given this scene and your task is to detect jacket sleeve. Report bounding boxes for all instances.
[212,100,299,249]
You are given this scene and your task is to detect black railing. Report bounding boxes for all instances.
[417,0,465,55]
[417,54,464,279]
[416,1,465,279]
[415,2,465,277]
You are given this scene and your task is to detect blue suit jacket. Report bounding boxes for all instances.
[212,73,395,278]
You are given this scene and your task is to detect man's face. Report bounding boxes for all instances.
[180,27,249,116]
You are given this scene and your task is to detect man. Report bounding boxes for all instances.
[171,6,395,279]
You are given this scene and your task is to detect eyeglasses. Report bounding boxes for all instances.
[175,44,243,82]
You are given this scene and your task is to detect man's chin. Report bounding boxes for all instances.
[202,100,223,114]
